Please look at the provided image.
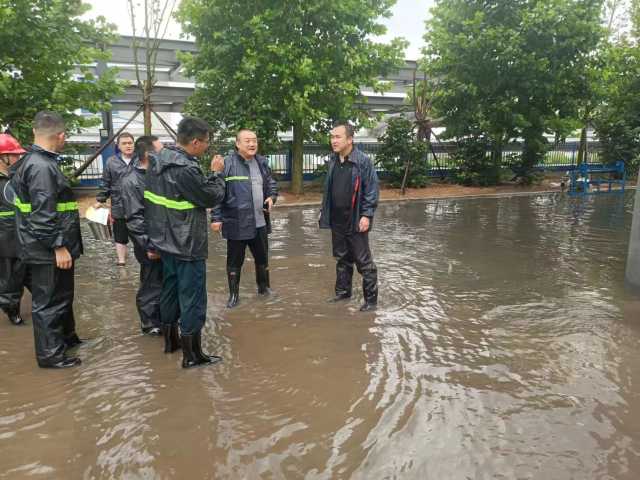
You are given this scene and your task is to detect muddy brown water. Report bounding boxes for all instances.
[2,193,640,479]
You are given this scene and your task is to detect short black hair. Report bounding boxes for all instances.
[332,122,355,138]
[177,117,210,145]
[117,132,134,144]
[33,111,65,136]
[134,135,158,160]
[236,128,257,141]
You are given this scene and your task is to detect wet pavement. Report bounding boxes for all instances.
[2,192,640,479]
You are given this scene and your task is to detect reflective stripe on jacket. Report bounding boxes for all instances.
[144,146,225,260]
[210,152,278,241]
[10,145,83,264]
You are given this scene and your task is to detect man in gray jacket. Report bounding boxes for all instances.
[95,132,135,266]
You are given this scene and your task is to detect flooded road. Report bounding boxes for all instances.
[2,192,640,479]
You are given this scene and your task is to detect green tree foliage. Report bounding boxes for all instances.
[423,0,604,181]
[377,117,429,188]
[177,0,407,194]
[594,2,640,172]
[0,0,122,143]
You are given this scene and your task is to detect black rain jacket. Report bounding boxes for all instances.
[10,145,83,264]
[144,146,225,261]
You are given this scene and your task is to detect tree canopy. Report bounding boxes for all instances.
[0,0,122,143]
[423,0,604,180]
[177,0,407,193]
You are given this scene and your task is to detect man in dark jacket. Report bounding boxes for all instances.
[0,133,28,325]
[10,112,83,368]
[95,132,135,266]
[211,129,278,308]
[144,117,225,368]
[319,123,379,312]
[121,136,163,336]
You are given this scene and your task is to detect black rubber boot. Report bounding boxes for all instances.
[193,331,222,365]
[359,265,378,312]
[226,269,240,308]
[329,263,352,302]
[161,324,180,353]
[181,334,221,368]
[255,264,271,295]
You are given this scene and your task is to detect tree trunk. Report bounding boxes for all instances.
[291,119,304,195]
[577,125,587,165]
[143,81,152,136]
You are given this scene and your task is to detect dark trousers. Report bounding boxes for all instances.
[331,228,378,303]
[160,253,206,336]
[227,227,269,271]
[30,264,77,365]
[0,256,29,315]
[136,258,163,331]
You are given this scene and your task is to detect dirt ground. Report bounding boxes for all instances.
[74,178,575,218]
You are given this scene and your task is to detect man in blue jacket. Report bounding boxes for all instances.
[144,117,225,368]
[210,129,278,308]
[319,123,379,312]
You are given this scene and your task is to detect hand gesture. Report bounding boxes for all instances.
[210,154,224,173]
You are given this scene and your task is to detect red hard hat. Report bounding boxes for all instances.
[0,134,26,155]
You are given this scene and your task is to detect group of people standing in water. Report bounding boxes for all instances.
[0,112,379,370]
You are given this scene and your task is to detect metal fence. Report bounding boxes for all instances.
[65,141,605,186]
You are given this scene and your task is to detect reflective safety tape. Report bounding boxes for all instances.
[225,176,249,181]
[0,210,14,217]
[144,190,195,210]
[14,198,78,214]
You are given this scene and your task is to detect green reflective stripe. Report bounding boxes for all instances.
[56,201,79,212]
[225,176,249,181]
[144,190,195,210]
[14,198,78,214]
[0,210,14,217]
[14,198,32,213]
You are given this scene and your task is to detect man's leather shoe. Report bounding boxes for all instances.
[359,302,377,312]
[327,293,351,303]
[39,356,82,369]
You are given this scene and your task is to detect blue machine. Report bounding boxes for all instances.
[568,161,625,196]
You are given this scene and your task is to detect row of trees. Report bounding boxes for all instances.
[2,1,639,191]
[420,0,640,184]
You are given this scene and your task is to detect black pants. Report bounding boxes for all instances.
[0,256,29,315]
[160,253,206,336]
[136,255,162,331]
[30,264,77,366]
[331,228,378,303]
[227,227,269,271]
[113,217,129,245]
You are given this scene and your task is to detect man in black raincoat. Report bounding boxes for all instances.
[144,117,226,368]
[95,132,135,266]
[10,112,83,368]
[120,135,163,336]
[0,133,28,325]
[210,129,278,308]
[319,123,379,312]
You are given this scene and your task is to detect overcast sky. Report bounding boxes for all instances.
[85,0,434,60]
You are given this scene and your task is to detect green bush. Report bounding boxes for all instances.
[377,118,429,188]
[451,138,502,187]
